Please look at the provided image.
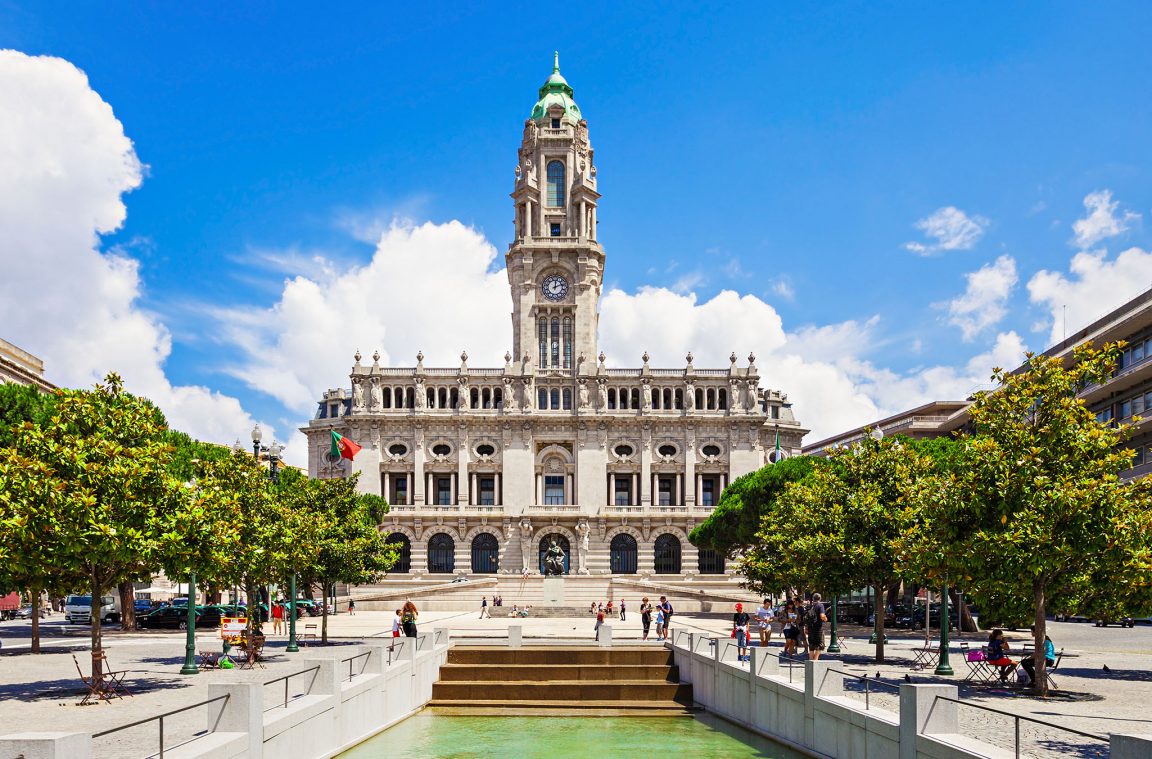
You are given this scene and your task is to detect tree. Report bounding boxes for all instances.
[281,471,396,642]
[690,456,816,558]
[923,344,1152,695]
[0,374,185,682]
[745,435,944,662]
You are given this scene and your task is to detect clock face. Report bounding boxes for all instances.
[541,274,569,301]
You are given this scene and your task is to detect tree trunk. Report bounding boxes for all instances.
[321,581,329,643]
[952,588,978,633]
[90,576,103,685]
[1033,580,1048,696]
[874,583,886,663]
[30,589,41,654]
[118,581,135,631]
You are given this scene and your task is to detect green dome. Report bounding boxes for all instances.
[530,52,582,122]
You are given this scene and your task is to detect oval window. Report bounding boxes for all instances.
[702,444,721,457]
[658,444,677,457]
[476,443,496,456]
[432,443,451,456]
[614,444,634,457]
[388,443,407,456]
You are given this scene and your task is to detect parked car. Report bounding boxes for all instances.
[134,599,157,615]
[15,606,48,619]
[1094,618,1135,628]
[834,600,873,625]
[138,606,202,630]
[64,594,121,624]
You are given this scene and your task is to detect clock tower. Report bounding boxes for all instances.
[506,53,603,377]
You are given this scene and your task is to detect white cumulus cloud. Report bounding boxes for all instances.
[1072,190,1140,249]
[941,255,1018,341]
[905,206,989,255]
[0,50,280,451]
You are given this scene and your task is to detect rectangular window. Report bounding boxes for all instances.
[544,475,565,505]
[1097,408,1114,424]
[1135,342,1146,362]
[614,476,632,506]
[1134,395,1145,415]
[1121,400,1133,420]
[1133,447,1146,468]
[658,478,673,506]
[551,117,561,129]
[394,477,408,505]
[436,477,452,506]
[479,477,495,506]
[702,478,716,507]
[550,222,561,236]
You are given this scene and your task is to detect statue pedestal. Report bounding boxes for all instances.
[542,576,565,606]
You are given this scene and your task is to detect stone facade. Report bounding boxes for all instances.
[303,59,808,584]
[0,337,56,392]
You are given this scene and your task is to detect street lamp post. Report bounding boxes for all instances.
[286,573,299,653]
[179,572,198,675]
[935,579,954,676]
[248,425,292,652]
[827,596,841,653]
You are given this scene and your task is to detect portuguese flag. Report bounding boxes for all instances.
[330,431,362,461]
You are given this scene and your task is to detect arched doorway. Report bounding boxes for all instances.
[385,532,411,573]
[538,534,570,575]
[610,533,638,574]
[427,533,455,574]
[470,533,499,574]
[654,533,682,574]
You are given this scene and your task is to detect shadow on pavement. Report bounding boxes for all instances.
[0,674,191,703]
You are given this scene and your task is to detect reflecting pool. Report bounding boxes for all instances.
[341,712,805,759]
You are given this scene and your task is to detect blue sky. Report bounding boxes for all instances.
[3,3,1152,460]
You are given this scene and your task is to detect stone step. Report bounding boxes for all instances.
[427,702,699,715]
[446,646,673,666]
[437,663,679,682]
[430,680,693,702]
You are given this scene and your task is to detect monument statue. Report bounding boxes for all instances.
[352,378,364,410]
[543,539,566,576]
[575,520,590,575]
[518,518,533,573]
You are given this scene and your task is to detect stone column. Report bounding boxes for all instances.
[673,474,681,506]
[470,473,477,506]
[536,473,543,505]
[495,472,502,505]
[382,471,390,503]
[414,429,426,504]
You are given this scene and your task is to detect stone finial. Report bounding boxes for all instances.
[372,350,380,362]
[354,350,362,363]
[642,351,650,364]
[748,352,756,364]
[460,351,469,368]
[598,351,606,367]
[730,352,738,365]
[686,351,694,365]
[416,351,425,371]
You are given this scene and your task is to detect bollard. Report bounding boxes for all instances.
[509,624,522,648]
[0,732,92,759]
[597,624,613,647]
[1112,734,1152,758]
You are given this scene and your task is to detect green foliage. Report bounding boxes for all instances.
[0,383,56,448]
[690,456,816,556]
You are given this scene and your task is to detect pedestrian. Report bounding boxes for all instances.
[986,629,1016,682]
[619,599,626,621]
[806,593,828,661]
[480,596,490,619]
[594,608,605,639]
[271,600,284,635]
[782,600,800,656]
[391,609,401,650]
[733,603,751,662]
[654,606,666,641]
[348,599,356,615]
[754,598,772,648]
[1020,634,1056,686]
[659,596,674,639]
[640,597,652,640]
[401,600,419,638]
[590,601,597,614]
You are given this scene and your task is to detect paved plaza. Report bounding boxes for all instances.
[1,613,1150,757]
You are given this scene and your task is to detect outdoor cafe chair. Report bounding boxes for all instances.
[960,643,998,684]
[93,651,132,699]
[72,653,107,705]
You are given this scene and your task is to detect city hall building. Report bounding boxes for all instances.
[304,59,807,600]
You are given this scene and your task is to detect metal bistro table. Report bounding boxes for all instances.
[911,645,939,670]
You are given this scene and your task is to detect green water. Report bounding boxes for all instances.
[340,713,804,759]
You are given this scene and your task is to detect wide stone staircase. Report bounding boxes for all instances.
[429,646,695,714]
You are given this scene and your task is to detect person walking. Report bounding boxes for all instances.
[654,605,666,641]
[594,608,605,640]
[348,599,356,615]
[782,600,800,656]
[390,609,401,650]
[640,597,652,641]
[756,599,773,649]
[619,599,626,622]
[480,596,491,619]
[401,600,419,638]
[733,603,752,663]
[271,600,284,635]
[806,594,828,660]
[659,596,674,639]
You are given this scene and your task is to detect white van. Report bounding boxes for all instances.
[64,594,121,624]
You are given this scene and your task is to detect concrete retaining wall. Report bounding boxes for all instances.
[670,631,1152,759]
[0,632,450,759]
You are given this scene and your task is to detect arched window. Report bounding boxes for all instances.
[610,533,638,574]
[562,388,572,410]
[427,533,455,574]
[538,388,548,409]
[538,534,571,575]
[471,533,499,574]
[697,548,726,575]
[551,318,560,367]
[381,388,391,408]
[550,388,560,409]
[654,533,682,574]
[563,317,573,368]
[385,533,411,573]
[538,317,548,367]
[608,388,617,409]
[547,161,565,207]
[718,388,728,410]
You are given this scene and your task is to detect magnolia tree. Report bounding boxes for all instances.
[922,345,1152,695]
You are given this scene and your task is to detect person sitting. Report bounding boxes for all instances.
[1020,635,1056,685]
[510,604,520,617]
[986,629,1016,682]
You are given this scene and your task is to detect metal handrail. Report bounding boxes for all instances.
[264,664,321,712]
[825,668,900,711]
[92,694,229,759]
[341,650,371,681]
[933,694,1108,759]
